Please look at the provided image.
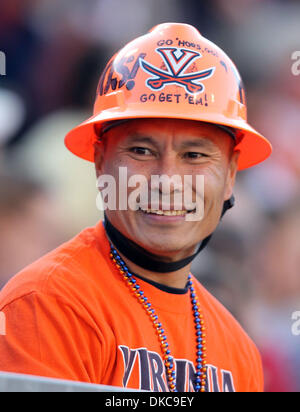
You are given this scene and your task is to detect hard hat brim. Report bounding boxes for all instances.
[65,109,272,171]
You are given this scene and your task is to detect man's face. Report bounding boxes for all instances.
[95,118,239,261]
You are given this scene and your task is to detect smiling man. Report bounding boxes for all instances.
[0,23,272,392]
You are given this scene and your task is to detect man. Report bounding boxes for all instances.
[0,23,272,392]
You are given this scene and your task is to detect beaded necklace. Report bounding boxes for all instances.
[110,244,207,392]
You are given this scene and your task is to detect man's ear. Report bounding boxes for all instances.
[94,124,105,178]
[224,149,240,201]
[94,140,105,179]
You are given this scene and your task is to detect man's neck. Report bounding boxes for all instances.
[117,250,193,289]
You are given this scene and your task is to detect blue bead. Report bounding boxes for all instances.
[135,285,140,289]
[166,349,171,355]
[139,291,144,295]
[196,378,201,383]
[195,385,200,391]
[192,299,197,304]
[131,279,136,284]
[197,351,203,356]
[191,293,196,298]
[196,357,202,363]
[196,325,201,330]
[196,330,202,336]
[127,272,133,277]
[143,297,148,302]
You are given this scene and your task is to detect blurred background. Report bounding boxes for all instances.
[0,0,299,392]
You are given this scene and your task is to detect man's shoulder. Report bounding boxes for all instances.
[0,221,109,310]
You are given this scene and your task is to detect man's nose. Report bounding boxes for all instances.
[151,154,183,194]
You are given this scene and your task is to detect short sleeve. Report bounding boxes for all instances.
[0,292,102,383]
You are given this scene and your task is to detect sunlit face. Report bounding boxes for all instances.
[94,118,239,262]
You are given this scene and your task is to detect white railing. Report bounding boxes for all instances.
[0,372,137,392]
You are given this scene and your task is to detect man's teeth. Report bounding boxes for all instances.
[141,209,188,216]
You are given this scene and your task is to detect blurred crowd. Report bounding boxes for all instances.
[0,0,299,392]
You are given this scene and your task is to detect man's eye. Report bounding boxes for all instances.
[184,152,208,159]
[130,147,153,156]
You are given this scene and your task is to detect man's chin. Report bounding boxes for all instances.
[133,232,197,262]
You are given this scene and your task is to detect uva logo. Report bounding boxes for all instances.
[119,345,236,392]
[140,47,215,94]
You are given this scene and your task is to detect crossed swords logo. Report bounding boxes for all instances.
[140,47,215,94]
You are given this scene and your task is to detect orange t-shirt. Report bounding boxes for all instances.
[0,221,263,392]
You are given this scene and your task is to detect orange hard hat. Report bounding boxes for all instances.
[65,23,272,170]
